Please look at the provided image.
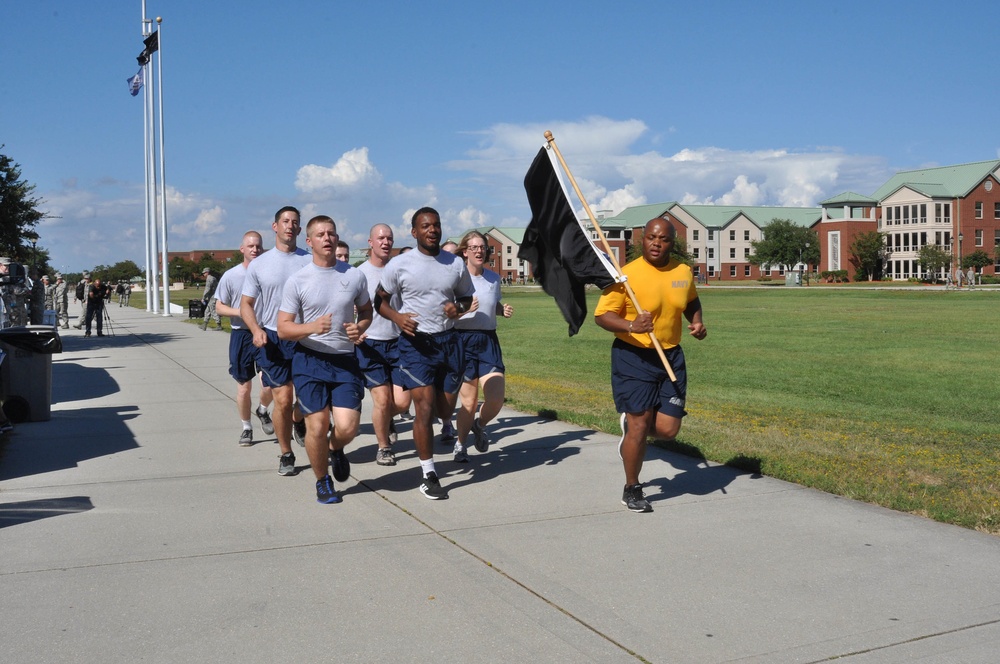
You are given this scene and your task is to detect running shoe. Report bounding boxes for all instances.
[453,441,468,463]
[256,407,274,435]
[440,420,455,443]
[330,448,351,482]
[278,451,296,476]
[292,419,306,447]
[420,471,448,500]
[316,475,341,504]
[238,428,253,447]
[375,447,396,466]
[471,417,490,453]
[388,419,398,445]
[621,484,652,513]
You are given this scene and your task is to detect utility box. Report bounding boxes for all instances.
[785,272,802,287]
[0,325,62,422]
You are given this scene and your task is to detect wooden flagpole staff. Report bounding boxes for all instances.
[543,131,678,383]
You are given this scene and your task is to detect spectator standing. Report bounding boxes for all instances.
[73,273,90,329]
[53,274,69,329]
[200,268,222,330]
[85,278,109,337]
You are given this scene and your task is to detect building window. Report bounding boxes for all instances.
[976,229,983,246]
[692,230,700,241]
[707,248,715,259]
[506,259,512,267]
[936,203,951,223]
[744,265,751,277]
[708,230,715,241]
[729,265,737,277]
[693,248,700,259]
[920,204,926,223]
[707,266,715,277]
[744,230,750,241]
[506,245,511,254]
[729,230,736,241]
[995,202,1000,219]
[829,231,841,270]
[903,206,910,224]
[995,230,1000,246]
[744,247,750,258]
[886,207,893,224]
[976,202,983,219]
[729,248,736,259]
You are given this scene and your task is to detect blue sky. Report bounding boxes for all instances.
[3,1,999,274]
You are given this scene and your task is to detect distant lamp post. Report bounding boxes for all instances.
[958,232,964,271]
[799,241,809,284]
[29,238,37,269]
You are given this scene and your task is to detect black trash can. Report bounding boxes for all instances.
[188,299,205,318]
[0,325,62,423]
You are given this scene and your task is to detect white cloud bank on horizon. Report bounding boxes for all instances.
[36,115,891,272]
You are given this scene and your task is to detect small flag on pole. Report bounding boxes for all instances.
[518,147,617,336]
[137,30,159,66]
[126,68,144,96]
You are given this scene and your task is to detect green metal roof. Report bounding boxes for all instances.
[820,191,877,205]
[871,160,1000,201]
[669,204,823,229]
[599,203,676,229]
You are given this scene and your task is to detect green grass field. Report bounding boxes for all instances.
[495,286,1000,533]
[131,284,1000,532]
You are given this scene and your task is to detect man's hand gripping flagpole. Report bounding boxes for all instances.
[543,130,678,383]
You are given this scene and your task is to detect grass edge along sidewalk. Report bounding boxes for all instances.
[494,287,1000,535]
[134,286,1000,533]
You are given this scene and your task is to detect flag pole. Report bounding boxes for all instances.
[155,16,171,316]
[543,131,677,383]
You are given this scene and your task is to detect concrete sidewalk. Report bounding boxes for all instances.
[2,303,999,663]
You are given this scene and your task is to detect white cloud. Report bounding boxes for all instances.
[295,147,383,194]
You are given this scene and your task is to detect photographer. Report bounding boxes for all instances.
[84,277,109,338]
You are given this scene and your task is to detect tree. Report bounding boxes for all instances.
[749,219,819,272]
[915,245,950,281]
[849,231,888,281]
[963,250,993,273]
[0,146,46,268]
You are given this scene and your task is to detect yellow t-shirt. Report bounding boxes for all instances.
[594,256,698,349]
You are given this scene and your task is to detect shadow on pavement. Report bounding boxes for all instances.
[0,496,95,529]
[0,405,140,481]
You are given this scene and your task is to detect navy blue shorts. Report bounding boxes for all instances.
[397,330,462,394]
[610,339,687,419]
[356,338,404,389]
[254,328,296,388]
[459,329,505,381]
[291,344,364,414]
[228,328,258,384]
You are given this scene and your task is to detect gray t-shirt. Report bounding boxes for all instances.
[279,261,370,354]
[455,269,502,331]
[378,249,474,335]
[357,260,401,341]
[215,263,248,329]
[241,247,311,331]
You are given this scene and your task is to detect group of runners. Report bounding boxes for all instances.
[213,206,514,503]
[213,206,706,512]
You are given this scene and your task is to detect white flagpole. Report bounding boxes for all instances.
[155,17,170,316]
[141,1,153,311]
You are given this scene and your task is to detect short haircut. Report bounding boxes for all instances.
[306,215,336,236]
[274,205,301,223]
[336,240,350,251]
[411,206,439,227]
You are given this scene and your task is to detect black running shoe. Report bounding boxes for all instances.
[278,452,296,476]
[420,471,448,500]
[330,448,351,482]
[238,429,253,447]
[621,484,652,513]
